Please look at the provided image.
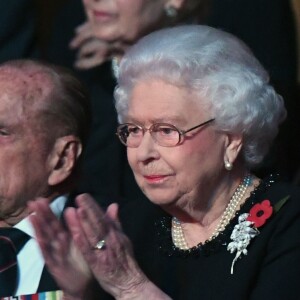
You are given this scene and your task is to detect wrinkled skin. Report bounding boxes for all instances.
[29,195,170,299]
[29,199,92,298]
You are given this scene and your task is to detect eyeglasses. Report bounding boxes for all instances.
[116,118,215,148]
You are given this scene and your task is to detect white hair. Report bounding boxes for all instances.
[114,25,286,167]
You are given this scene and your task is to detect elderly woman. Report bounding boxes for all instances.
[31,25,300,299]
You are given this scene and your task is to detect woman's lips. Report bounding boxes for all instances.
[92,10,115,22]
[143,175,172,184]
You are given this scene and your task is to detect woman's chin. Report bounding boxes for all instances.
[142,189,176,207]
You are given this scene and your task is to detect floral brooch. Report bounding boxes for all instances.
[227,196,290,274]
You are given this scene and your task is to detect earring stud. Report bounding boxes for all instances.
[165,5,178,18]
[225,160,233,171]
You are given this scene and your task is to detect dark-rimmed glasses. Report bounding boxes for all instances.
[116,118,215,148]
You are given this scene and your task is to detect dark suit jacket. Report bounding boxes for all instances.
[36,267,58,293]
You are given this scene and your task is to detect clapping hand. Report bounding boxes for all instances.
[30,195,171,300]
[64,194,148,299]
[29,199,93,299]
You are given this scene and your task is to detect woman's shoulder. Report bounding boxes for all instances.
[238,174,300,241]
[250,174,300,207]
[265,174,300,193]
[247,174,300,235]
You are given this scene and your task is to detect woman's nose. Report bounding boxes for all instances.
[135,131,160,162]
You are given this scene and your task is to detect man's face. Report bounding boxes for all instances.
[0,77,51,225]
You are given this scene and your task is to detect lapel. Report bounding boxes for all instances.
[37,266,59,293]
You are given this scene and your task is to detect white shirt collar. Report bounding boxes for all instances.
[14,195,68,237]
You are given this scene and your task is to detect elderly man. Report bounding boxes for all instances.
[0,59,91,297]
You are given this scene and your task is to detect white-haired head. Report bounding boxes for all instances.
[115,25,286,167]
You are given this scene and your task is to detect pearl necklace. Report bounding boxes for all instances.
[111,57,120,79]
[172,174,252,250]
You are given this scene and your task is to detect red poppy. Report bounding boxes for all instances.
[247,200,273,228]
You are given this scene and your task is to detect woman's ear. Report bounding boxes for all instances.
[223,134,243,169]
[165,0,186,11]
[47,136,82,186]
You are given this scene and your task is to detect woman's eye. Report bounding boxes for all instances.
[128,126,141,135]
[158,127,176,135]
[0,129,9,136]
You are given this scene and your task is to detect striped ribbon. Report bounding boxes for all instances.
[0,290,63,300]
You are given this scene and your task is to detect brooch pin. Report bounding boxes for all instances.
[227,196,290,274]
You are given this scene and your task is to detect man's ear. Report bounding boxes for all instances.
[223,133,243,168]
[47,136,82,186]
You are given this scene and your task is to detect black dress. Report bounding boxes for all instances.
[106,175,300,300]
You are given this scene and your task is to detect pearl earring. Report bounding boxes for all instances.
[165,5,178,18]
[225,160,233,171]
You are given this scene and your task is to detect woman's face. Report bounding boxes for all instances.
[83,0,167,43]
[126,80,228,210]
